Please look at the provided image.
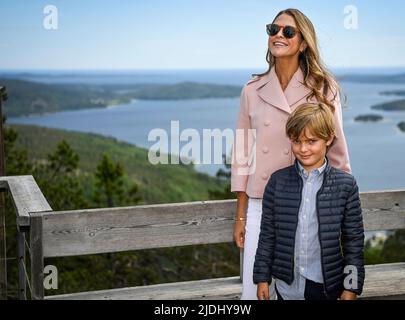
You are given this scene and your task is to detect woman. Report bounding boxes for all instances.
[231,8,351,300]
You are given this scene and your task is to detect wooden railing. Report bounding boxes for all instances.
[1,175,405,300]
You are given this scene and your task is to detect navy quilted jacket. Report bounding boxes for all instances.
[253,160,365,298]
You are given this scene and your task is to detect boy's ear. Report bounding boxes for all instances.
[326,134,335,146]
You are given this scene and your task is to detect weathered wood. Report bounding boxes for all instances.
[30,214,44,300]
[45,263,405,300]
[18,230,26,300]
[40,200,236,258]
[0,176,52,227]
[0,193,6,299]
[360,262,405,299]
[361,190,405,231]
[46,276,242,300]
[38,190,405,258]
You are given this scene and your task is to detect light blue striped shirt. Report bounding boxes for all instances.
[275,158,327,300]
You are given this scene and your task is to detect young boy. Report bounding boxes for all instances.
[253,102,365,300]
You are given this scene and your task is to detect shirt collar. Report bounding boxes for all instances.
[298,158,328,179]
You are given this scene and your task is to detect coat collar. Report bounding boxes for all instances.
[293,157,332,177]
[255,66,312,114]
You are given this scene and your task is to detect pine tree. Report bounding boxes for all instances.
[33,139,87,210]
[93,153,141,207]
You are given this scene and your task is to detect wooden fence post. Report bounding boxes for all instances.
[30,214,44,300]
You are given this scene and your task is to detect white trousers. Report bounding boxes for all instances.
[241,198,276,300]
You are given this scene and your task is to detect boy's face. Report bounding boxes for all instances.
[291,128,334,172]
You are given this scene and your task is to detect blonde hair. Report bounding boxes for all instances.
[286,103,335,144]
[254,8,343,111]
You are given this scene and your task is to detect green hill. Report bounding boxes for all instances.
[1,77,241,118]
[1,78,127,118]
[9,124,226,204]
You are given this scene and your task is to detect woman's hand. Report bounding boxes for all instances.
[339,290,357,300]
[233,220,246,248]
[234,192,249,248]
[257,282,270,300]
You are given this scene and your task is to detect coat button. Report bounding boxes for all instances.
[262,147,269,154]
[262,173,268,180]
[264,120,270,126]
[284,148,290,155]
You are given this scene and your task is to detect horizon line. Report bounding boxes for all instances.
[2,66,405,72]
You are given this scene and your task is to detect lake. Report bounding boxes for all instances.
[7,70,405,193]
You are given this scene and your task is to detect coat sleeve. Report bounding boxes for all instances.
[231,85,253,192]
[327,90,352,174]
[253,176,276,284]
[341,177,365,295]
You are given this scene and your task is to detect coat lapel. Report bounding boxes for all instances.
[256,66,312,114]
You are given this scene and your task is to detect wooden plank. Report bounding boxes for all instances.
[39,190,405,258]
[40,192,404,258]
[0,175,52,227]
[45,276,242,300]
[360,263,405,299]
[30,214,44,300]
[41,200,236,258]
[0,175,403,232]
[361,190,405,231]
[45,263,405,300]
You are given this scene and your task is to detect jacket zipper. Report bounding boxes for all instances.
[316,171,329,299]
[291,175,303,283]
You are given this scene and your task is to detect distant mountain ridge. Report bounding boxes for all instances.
[0,77,242,117]
[337,73,405,83]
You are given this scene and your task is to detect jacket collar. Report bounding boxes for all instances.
[293,157,332,176]
[255,66,312,114]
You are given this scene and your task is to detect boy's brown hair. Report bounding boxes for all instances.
[286,102,335,145]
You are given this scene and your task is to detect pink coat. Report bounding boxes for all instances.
[231,66,351,198]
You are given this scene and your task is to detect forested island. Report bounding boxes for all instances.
[398,122,405,132]
[0,78,242,117]
[354,114,384,122]
[371,99,405,111]
[380,90,405,96]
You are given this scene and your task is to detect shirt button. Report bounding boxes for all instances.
[264,120,270,126]
[301,267,305,272]
[301,250,305,254]
[262,147,269,154]
[303,215,307,219]
[284,148,289,155]
[305,198,309,202]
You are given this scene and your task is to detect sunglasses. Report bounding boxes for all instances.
[266,23,300,39]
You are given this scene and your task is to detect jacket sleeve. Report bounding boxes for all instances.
[231,85,253,193]
[253,176,276,284]
[327,90,352,174]
[341,177,365,295]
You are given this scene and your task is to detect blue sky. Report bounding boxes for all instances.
[1,0,405,70]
